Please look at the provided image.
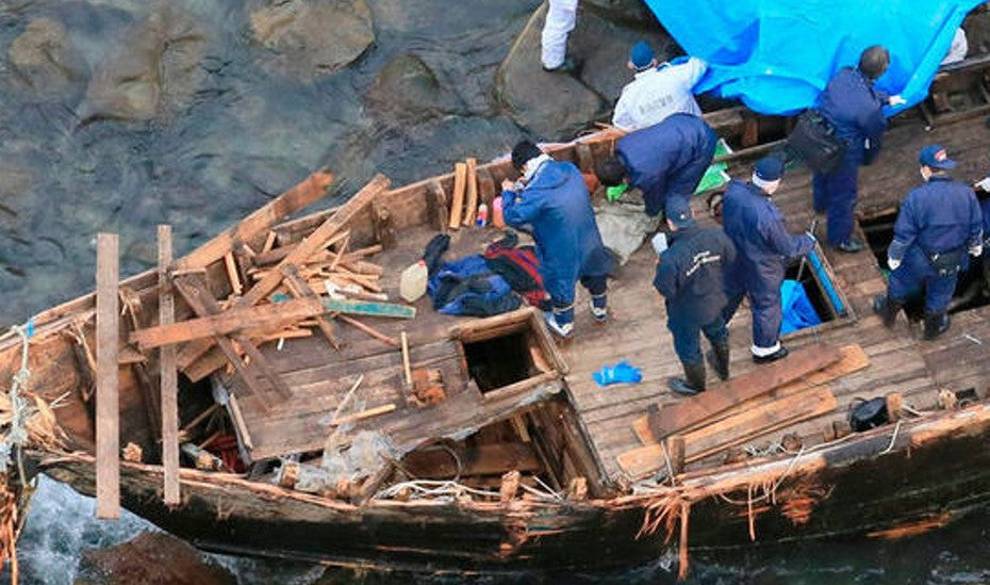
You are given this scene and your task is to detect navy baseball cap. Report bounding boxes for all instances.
[630,41,655,70]
[919,145,956,170]
[754,156,785,181]
[666,198,695,228]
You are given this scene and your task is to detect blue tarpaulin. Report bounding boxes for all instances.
[644,0,983,114]
[780,279,822,334]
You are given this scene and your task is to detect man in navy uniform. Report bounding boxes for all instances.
[595,113,717,219]
[813,45,905,253]
[502,140,612,338]
[873,145,983,340]
[654,198,736,395]
[722,156,816,363]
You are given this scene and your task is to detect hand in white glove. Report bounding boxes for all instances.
[970,244,983,257]
[975,177,990,192]
[805,231,817,243]
[887,257,902,271]
[888,94,907,107]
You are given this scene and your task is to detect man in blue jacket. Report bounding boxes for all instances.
[813,45,905,253]
[595,113,717,218]
[722,156,816,363]
[873,145,983,340]
[502,140,612,338]
[654,198,737,395]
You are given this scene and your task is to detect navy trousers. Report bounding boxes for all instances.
[888,248,962,314]
[667,314,729,366]
[812,154,860,246]
[722,274,783,350]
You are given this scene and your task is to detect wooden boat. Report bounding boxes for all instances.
[4,53,990,578]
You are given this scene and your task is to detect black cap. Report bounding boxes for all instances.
[511,140,543,170]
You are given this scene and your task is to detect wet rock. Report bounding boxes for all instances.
[74,532,236,585]
[249,0,375,79]
[8,17,88,95]
[496,3,606,139]
[81,5,206,122]
[365,53,463,124]
[496,2,672,138]
[583,0,656,25]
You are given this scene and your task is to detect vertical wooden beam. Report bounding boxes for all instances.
[96,233,120,519]
[158,225,180,507]
[448,163,467,230]
[462,158,478,226]
[428,181,449,233]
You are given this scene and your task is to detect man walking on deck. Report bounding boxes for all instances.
[594,113,717,218]
[813,45,905,253]
[542,0,579,73]
[502,140,612,338]
[611,41,708,132]
[873,145,983,340]
[654,198,736,395]
[722,156,816,363]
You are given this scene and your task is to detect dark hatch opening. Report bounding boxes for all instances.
[861,212,990,316]
[463,331,534,393]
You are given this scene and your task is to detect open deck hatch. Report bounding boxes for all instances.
[862,212,990,315]
[781,245,852,336]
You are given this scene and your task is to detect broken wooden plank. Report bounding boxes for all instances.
[428,181,449,232]
[96,233,120,519]
[252,229,351,266]
[329,403,397,426]
[241,174,390,309]
[224,252,243,296]
[448,162,467,230]
[174,170,334,270]
[402,443,541,478]
[463,157,478,226]
[322,298,416,319]
[173,276,280,410]
[401,331,412,387]
[130,297,325,350]
[158,225,180,507]
[477,167,496,209]
[337,315,399,348]
[281,264,341,350]
[618,387,838,479]
[647,343,841,441]
[633,344,869,446]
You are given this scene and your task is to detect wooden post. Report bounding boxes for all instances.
[463,158,478,226]
[158,226,181,507]
[400,331,412,387]
[448,163,467,230]
[476,168,496,209]
[96,233,120,519]
[372,199,396,250]
[668,435,686,475]
[886,392,904,422]
[429,181,449,232]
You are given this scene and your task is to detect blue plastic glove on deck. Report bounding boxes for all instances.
[593,361,642,387]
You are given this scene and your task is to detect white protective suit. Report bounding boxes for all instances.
[541,0,579,70]
[941,27,969,66]
[611,57,708,132]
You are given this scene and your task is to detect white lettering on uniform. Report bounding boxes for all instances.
[684,251,722,277]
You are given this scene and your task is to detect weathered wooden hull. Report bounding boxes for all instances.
[35,404,990,573]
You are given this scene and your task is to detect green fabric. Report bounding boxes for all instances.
[694,138,733,195]
[606,183,630,202]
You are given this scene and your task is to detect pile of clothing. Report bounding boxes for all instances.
[425,233,551,317]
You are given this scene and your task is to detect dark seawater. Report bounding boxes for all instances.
[2,1,990,583]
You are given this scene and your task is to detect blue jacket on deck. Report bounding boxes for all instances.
[722,180,815,299]
[654,226,736,327]
[502,160,611,303]
[616,113,717,217]
[818,67,888,163]
[888,176,982,263]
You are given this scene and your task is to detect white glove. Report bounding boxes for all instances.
[975,177,990,192]
[970,244,983,257]
[805,231,817,243]
[887,257,902,271]
[888,94,907,107]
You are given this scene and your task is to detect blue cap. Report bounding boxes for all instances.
[666,198,695,228]
[919,144,956,170]
[630,41,655,70]
[754,156,785,182]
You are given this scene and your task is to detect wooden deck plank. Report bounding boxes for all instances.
[158,225,180,507]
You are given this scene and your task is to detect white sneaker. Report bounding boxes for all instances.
[545,312,574,338]
[589,300,608,322]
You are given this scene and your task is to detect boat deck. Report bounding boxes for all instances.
[229,110,990,482]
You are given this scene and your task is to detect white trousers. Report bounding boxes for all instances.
[541,0,578,69]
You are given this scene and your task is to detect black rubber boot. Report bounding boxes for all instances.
[706,341,731,381]
[923,312,951,340]
[873,294,903,328]
[753,346,789,364]
[668,362,707,396]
